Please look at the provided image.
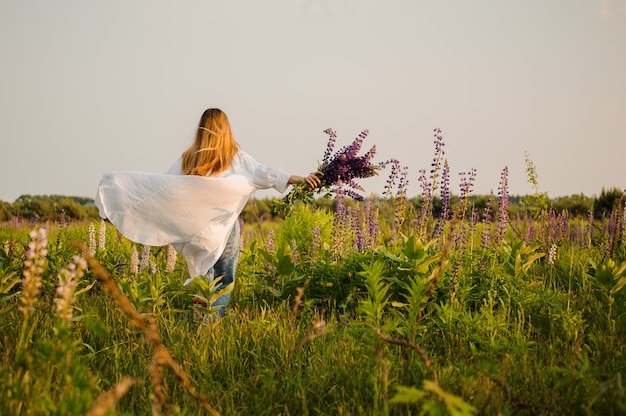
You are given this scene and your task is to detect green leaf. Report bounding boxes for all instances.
[390,385,425,404]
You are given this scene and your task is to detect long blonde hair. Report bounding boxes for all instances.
[181,108,240,177]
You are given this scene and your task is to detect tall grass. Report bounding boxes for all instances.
[1,132,625,415]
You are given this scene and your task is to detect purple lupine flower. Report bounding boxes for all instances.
[380,158,401,197]
[276,129,381,213]
[434,159,451,239]
[363,199,379,250]
[481,191,494,249]
[59,208,67,228]
[331,184,347,259]
[350,207,363,252]
[430,128,446,194]
[265,228,276,254]
[416,168,433,238]
[545,207,557,244]
[622,208,626,246]
[459,168,477,200]
[322,128,337,165]
[495,166,509,245]
[455,223,467,253]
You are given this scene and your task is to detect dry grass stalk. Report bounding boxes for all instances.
[86,377,139,416]
[285,310,328,370]
[78,243,221,416]
[375,329,439,384]
[289,281,309,325]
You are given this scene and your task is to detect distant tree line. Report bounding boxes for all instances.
[1,188,623,224]
[0,195,99,223]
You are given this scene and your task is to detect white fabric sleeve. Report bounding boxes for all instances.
[239,151,291,193]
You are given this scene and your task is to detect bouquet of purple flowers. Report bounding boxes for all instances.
[274,128,380,213]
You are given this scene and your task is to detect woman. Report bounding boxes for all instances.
[96,108,321,318]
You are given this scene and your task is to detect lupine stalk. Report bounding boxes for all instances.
[20,228,48,316]
[349,207,363,252]
[98,219,107,251]
[331,184,347,259]
[139,246,150,271]
[17,228,48,353]
[458,168,477,220]
[548,243,557,265]
[364,199,379,250]
[622,207,626,246]
[495,166,510,245]
[455,223,468,254]
[165,245,177,272]
[54,255,87,323]
[88,223,96,256]
[130,245,139,274]
[481,191,494,250]
[430,128,446,196]
[416,168,433,239]
[434,159,451,240]
[265,228,276,254]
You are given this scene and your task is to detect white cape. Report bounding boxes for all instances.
[95,171,256,282]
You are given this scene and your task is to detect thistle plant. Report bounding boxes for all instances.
[275,128,380,213]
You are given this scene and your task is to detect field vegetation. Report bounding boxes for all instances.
[1,132,625,415]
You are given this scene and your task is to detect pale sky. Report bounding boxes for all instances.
[1,0,625,203]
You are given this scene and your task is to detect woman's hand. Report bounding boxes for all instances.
[288,172,323,188]
[304,171,323,188]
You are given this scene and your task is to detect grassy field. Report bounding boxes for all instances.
[1,190,626,416]
[2,134,625,415]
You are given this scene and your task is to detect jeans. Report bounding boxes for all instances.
[204,219,240,317]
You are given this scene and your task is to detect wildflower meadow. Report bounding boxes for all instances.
[1,129,626,415]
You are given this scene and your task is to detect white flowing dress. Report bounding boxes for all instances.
[95,150,290,284]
